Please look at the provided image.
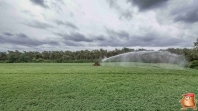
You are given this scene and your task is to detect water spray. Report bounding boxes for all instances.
[101,51,188,68]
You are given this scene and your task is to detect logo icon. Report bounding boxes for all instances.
[179,93,197,110]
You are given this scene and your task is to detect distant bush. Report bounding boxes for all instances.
[188,60,198,69]
[36,58,44,63]
[43,60,52,63]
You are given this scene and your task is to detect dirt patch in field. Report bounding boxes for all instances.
[93,62,100,66]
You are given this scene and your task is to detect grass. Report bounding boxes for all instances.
[0,63,198,111]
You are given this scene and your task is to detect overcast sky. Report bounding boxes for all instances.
[0,0,198,52]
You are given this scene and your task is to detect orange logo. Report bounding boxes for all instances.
[179,93,197,110]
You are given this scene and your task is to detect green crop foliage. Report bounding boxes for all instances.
[0,63,198,111]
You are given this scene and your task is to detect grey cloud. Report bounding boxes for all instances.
[0,33,59,47]
[0,1,11,9]
[55,32,92,42]
[107,0,121,9]
[0,35,43,46]
[119,10,133,20]
[54,32,84,46]
[106,0,133,20]
[47,41,59,45]
[54,0,66,6]
[24,21,53,29]
[70,12,74,17]
[64,40,82,46]
[171,0,198,23]
[138,33,158,42]
[3,32,29,38]
[65,22,79,30]
[127,0,168,11]
[0,1,3,6]
[54,20,79,30]
[158,38,190,47]
[3,32,14,36]
[54,20,65,25]
[16,33,28,38]
[106,29,130,39]
[66,33,92,42]
[22,10,36,17]
[98,32,191,47]
[55,32,107,43]
[50,2,64,14]
[30,0,48,8]
[117,31,130,38]
[95,35,106,41]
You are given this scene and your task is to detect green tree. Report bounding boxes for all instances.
[194,38,198,49]
[0,52,7,62]
[7,51,19,63]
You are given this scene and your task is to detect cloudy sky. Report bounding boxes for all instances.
[0,0,198,52]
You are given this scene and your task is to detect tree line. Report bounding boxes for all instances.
[0,39,198,67]
[0,47,192,63]
[0,48,137,63]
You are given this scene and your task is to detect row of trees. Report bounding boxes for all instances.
[0,47,138,63]
[0,39,198,65]
[0,47,194,63]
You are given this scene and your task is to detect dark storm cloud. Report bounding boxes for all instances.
[55,32,107,44]
[54,29,191,48]
[0,35,43,46]
[117,31,130,38]
[24,21,53,29]
[47,41,59,45]
[3,32,14,36]
[30,0,48,8]
[106,29,130,39]
[55,32,92,42]
[66,33,92,42]
[54,20,79,30]
[54,32,84,46]
[171,0,198,23]
[98,32,191,47]
[16,33,28,38]
[0,33,59,47]
[95,35,106,41]
[127,0,168,11]
[64,40,82,46]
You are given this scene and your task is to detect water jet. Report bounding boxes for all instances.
[101,51,188,68]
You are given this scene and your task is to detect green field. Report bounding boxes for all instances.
[0,63,198,111]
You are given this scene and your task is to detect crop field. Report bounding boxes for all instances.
[0,63,198,111]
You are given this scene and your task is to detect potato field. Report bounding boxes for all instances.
[0,63,198,111]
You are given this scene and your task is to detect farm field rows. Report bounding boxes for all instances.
[0,63,198,110]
